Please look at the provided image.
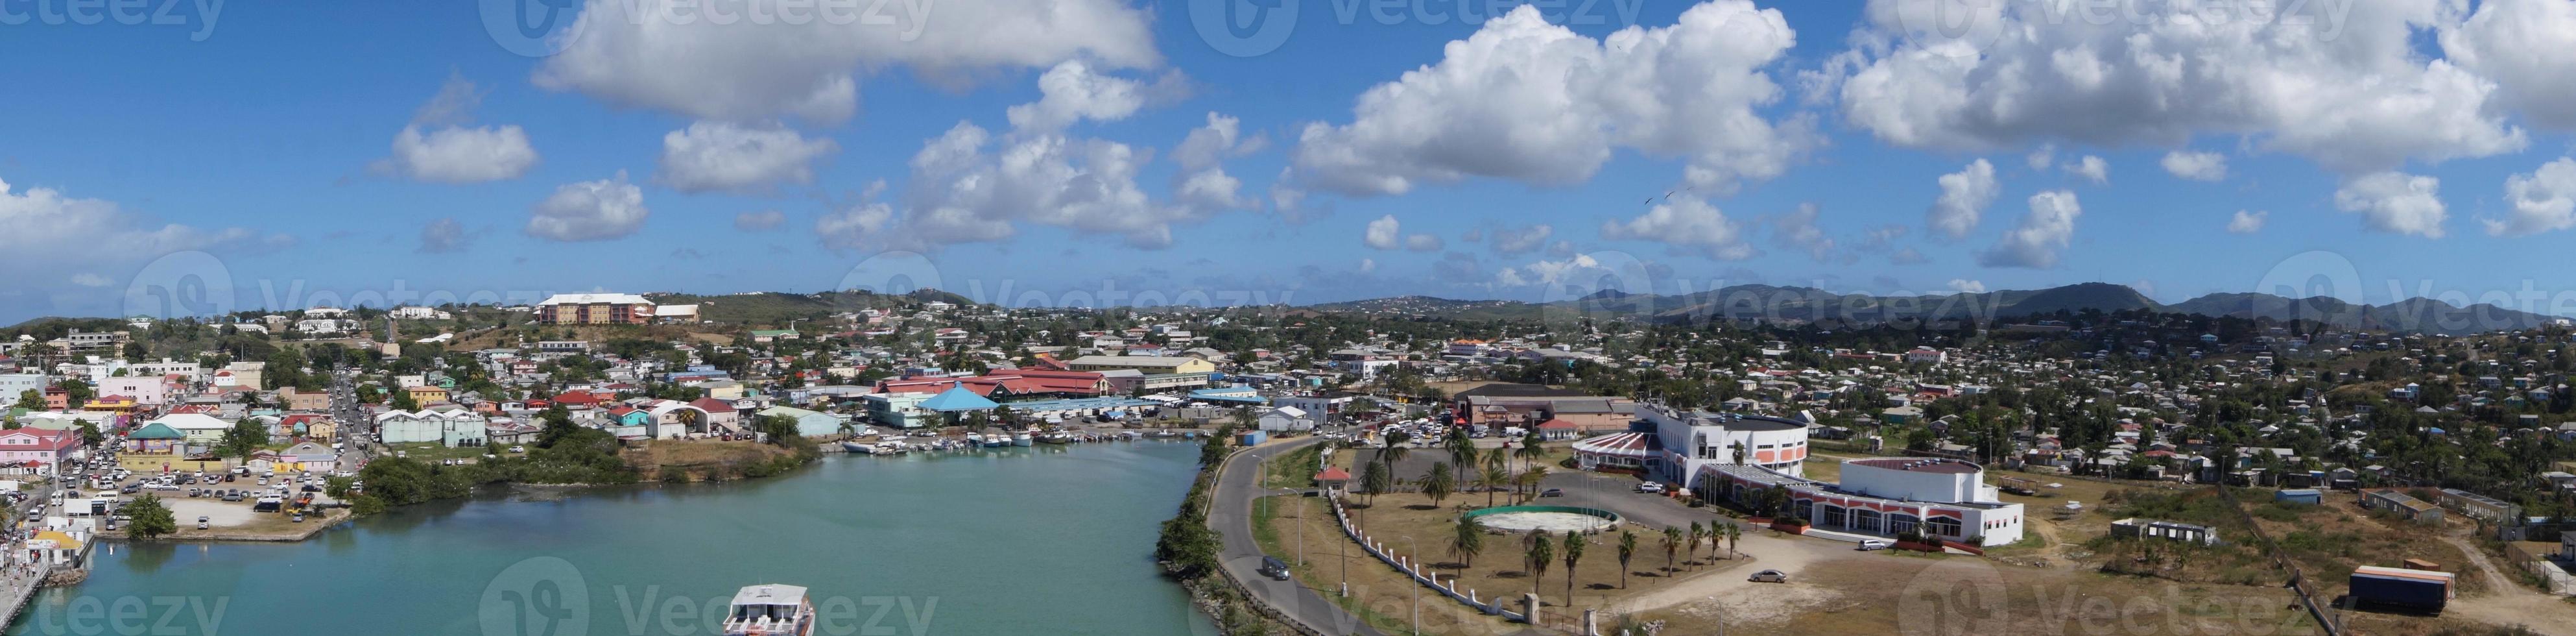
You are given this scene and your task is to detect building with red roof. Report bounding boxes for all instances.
[0,428,84,474]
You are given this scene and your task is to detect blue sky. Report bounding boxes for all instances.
[6,0,2576,322]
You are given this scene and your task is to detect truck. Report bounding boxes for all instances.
[2349,566,2454,613]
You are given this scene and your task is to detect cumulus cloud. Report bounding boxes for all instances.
[1601,197,1754,260]
[1,175,290,302]
[1005,60,1149,132]
[372,75,539,184]
[1832,0,2526,173]
[2024,144,2054,171]
[2442,0,2576,130]
[418,217,471,253]
[1770,203,1835,262]
[1946,279,1986,294]
[885,123,1195,249]
[2333,172,2448,238]
[2228,210,2268,234]
[2066,155,2108,184]
[2488,157,2576,237]
[1171,112,1264,215]
[735,210,786,231]
[1978,190,2081,269]
[657,121,839,194]
[69,273,113,287]
[815,202,895,251]
[532,0,1158,123]
[1490,224,1553,255]
[1928,158,1998,239]
[1290,2,1814,196]
[525,171,650,242]
[1361,215,1443,252]
[2161,151,2229,182]
[1890,247,1929,265]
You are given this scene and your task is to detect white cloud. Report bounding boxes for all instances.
[533,0,1158,124]
[1946,279,1986,294]
[876,122,1205,250]
[2160,151,2229,182]
[1771,203,1834,262]
[1890,247,1929,265]
[373,75,539,184]
[69,273,113,287]
[1601,197,1755,260]
[2333,172,2448,238]
[1978,190,2081,269]
[2024,143,2055,171]
[1358,258,1376,273]
[2488,157,2576,237]
[1490,224,1553,255]
[0,176,289,298]
[1834,0,2527,173]
[815,202,895,251]
[2228,210,2268,234]
[657,121,839,194]
[525,171,650,242]
[418,217,471,253]
[1005,60,1147,132]
[2066,155,2108,184]
[1171,113,1262,214]
[735,210,786,231]
[1927,158,1998,239]
[1290,2,1813,196]
[1405,234,1444,251]
[2442,0,2576,130]
[1363,215,1403,250]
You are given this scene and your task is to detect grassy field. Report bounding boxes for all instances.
[1337,489,1739,625]
[379,442,498,462]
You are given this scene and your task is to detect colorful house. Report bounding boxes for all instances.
[126,422,186,455]
[0,428,82,474]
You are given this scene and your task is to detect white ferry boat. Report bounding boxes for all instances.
[721,584,814,636]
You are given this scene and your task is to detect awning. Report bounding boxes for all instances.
[1572,432,1658,458]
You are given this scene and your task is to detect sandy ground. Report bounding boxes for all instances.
[1608,526,1844,615]
[2435,528,2576,636]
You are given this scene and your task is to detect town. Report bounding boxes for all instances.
[1,285,2571,635]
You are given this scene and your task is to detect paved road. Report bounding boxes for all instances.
[1210,436,1384,636]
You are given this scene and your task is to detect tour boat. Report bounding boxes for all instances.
[721,584,814,636]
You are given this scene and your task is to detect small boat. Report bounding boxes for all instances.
[966,433,985,445]
[722,584,815,636]
[1012,433,1034,446]
[983,435,1010,448]
[840,441,874,454]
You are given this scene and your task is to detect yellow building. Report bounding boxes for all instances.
[1063,355,1216,375]
[406,385,451,404]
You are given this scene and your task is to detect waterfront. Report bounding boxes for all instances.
[8,442,1217,635]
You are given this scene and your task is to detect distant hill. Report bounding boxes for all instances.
[1303,282,2562,334]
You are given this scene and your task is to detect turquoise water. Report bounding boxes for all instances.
[9,443,1219,635]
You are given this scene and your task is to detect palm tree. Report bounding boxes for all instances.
[1660,526,1682,575]
[835,420,859,441]
[1447,430,1477,485]
[1480,463,1509,508]
[1524,531,1553,601]
[1722,522,1741,560]
[1686,522,1704,567]
[1421,461,1456,508]
[1384,431,1413,467]
[1359,458,1393,506]
[1514,465,1549,502]
[1451,515,1486,569]
[1513,430,1545,472]
[1560,530,1585,604]
[1616,530,1638,589]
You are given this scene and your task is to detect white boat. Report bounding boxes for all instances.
[966,433,985,445]
[840,441,874,454]
[1012,433,1034,446]
[722,584,815,636]
[983,435,1010,448]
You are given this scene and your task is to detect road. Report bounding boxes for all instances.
[1210,436,1384,636]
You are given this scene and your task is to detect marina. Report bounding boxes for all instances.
[6,442,1216,635]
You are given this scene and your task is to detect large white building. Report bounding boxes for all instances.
[1634,404,1812,487]
[1700,458,2027,547]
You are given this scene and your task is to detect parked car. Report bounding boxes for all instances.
[1258,557,1292,581]
[1538,488,1565,498]
[1748,569,1789,583]
[197,516,210,530]
[1856,539,1892,551]
[1636,482,1667,495]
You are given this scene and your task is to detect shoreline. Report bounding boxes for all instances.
[99,508,357,543]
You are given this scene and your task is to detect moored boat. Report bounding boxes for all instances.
[1012,433,1033,446]
[722,584,815,636]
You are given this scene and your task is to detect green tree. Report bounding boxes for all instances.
[75,420,104,447]
[17,389,42,408]
[1420,461,1455,508]
[1560,530,1585,604]
[219,419,268,460]
[1524,531,1553,600]
[1616,530,1638,589]
[1721,522,1741,560]
[125,494,178,539]
[1687,522,1704,569]
[1661,526,1682,575]
[748,413,805,448]
[1358,458,1393,506]
[1450,515,1486,569]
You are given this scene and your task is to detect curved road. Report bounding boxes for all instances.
[1210,437,1384,636]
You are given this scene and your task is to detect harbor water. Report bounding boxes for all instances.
[8,441,1217,635]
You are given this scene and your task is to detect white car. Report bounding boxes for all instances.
[509,446,525,454]
[1635,482,1667,495]
[1856,539,1892,551]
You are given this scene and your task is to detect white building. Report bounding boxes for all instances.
[1638,405,1811,489]
[389,306,452,321]
[376,408,487,447]
[1256,406,1313,432]
[1700,458,2027,547]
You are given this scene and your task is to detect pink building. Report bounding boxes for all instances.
[0,429,84,474]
